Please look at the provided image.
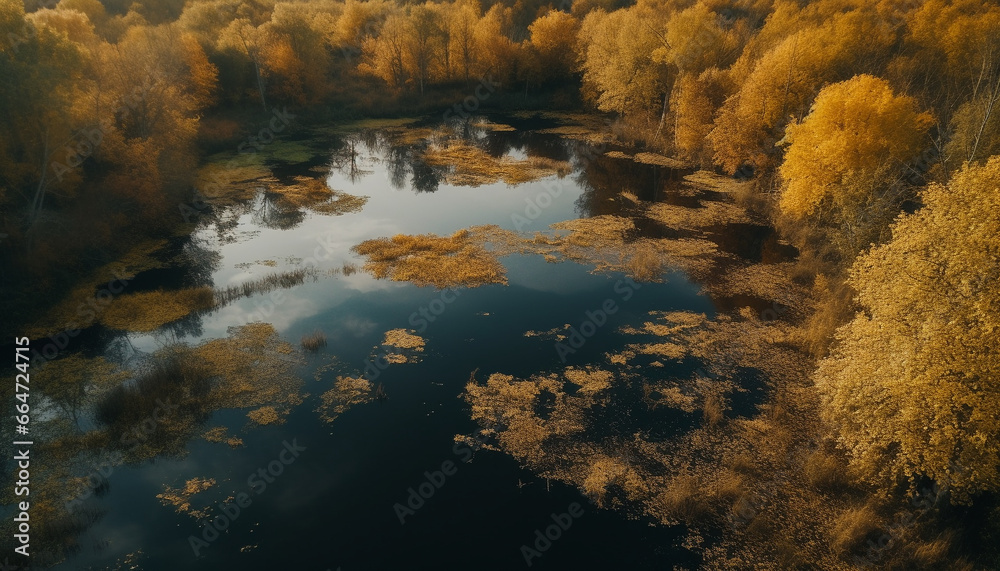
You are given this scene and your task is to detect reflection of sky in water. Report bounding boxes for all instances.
[59,124,709,570]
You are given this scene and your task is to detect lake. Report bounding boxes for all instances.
[27,113,797,570]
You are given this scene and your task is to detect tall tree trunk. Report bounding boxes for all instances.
[969,72,1000,163]
[654,91,668,140]
[253,59,268,112]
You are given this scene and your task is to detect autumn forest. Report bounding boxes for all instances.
[2,0,1000,568]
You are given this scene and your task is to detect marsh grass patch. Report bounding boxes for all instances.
[100,287,216,332]
[353,226,517,288]
[422,141,570,186]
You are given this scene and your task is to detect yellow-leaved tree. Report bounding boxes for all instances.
[816,156,1000,501]
[778,74,932,256]
[780,74,933,216]
[709,7,895,175]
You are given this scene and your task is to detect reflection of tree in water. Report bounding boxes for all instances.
[329,130,379,184]
[177,237,223,289]
[382,142,445,193]
[572,153,692,218]
[252,191,307,230]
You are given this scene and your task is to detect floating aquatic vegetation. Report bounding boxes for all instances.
[646,200,753,231]
[703,262,812,313]
[352,226,518,288]
[382,125,440,146]
[100,287,216,332]
[195,155,272,205]
[604,150,689,169]
[316,117,420,134]
[315,375,373,424]
[465,371,587,466]
[682,170,751,194]
[235,259,278,270]
[263,139,318,163]
[564,367,613,394]
[266,176,368,216]
[193,322,304,418]
[247,406,283,426]
[533,217,719,282]
[33,354,130,419]
[156,477,216,518]
[470,118,516,132]
[523,325,570,341]
[422,141,571,186]
[378,328,426,364]
[514,111,613,144]
[382,328,425,350]
[633,152,689,169]
[203,426,244,448]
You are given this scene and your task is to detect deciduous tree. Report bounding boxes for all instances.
[816,156,1000,501]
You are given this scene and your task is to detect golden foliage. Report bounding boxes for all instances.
[779,74,933,217]
[816,157,1000,500]
[578,6,667,116]
[709,10,896,174]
